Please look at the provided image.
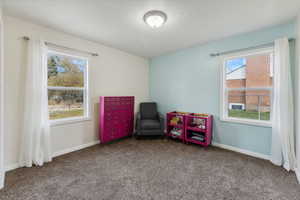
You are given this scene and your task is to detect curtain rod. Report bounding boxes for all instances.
[210,38,295,57]
[22,36,99,57]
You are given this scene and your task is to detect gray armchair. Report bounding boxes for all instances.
[135,102,164,137]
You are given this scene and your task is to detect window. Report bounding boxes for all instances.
[220,47,274,126]
[47,50,89,124]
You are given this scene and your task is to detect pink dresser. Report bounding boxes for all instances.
[99,96,134,143]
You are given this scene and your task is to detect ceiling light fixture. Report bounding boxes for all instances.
[143,10,167,28]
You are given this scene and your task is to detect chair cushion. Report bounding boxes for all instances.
[140,120,161,130]
[140,102,158,120]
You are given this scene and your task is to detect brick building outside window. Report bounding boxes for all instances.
[224,49,273,121]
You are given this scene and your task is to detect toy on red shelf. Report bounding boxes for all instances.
[191,118,206,129]
[170,128,183,137]
[170,116,183,125]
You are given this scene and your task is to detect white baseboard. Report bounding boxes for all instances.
[4,163,19,172]
[212,142,270,160]
[0,173,4,189]
[52,140,100,158]
[295,168,300,184]
[5,140,100,172]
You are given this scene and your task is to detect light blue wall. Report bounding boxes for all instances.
[150,21,297,156]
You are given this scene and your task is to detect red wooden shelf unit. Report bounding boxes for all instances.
[99,96,134,143]
[166,111,190,142]
[185,113,213,147]
[166,111,213,147]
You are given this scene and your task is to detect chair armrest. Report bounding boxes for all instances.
[136,112,142,130]
[158,113,165,130]
[137,112,141,120]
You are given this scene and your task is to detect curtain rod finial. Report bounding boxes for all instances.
[210,53,219,57]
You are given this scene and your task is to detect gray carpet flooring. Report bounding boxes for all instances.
[1,138,299,200]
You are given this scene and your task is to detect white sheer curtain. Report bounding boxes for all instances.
[271,37,296,171]
[19,39,52,167]
[0,6,5,189]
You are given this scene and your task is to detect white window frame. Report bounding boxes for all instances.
[220,47,274,127]
[47,50,91,126]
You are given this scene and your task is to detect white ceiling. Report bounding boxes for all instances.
[3,0,300,58]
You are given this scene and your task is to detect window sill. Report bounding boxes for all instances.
[220,117,272,127]
[50,117,92,127]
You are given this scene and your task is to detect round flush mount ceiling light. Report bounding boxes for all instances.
[143,10,167,28]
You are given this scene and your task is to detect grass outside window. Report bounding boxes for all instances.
[228,110,270,121]
[49,109,84,120]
